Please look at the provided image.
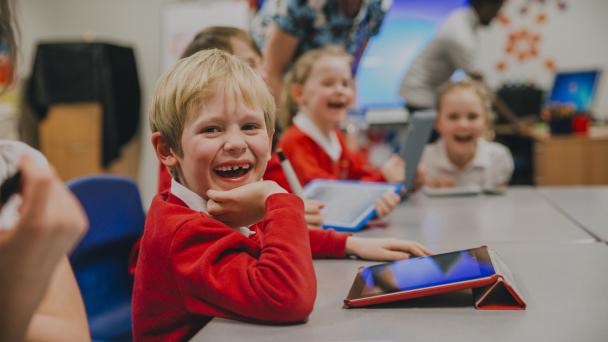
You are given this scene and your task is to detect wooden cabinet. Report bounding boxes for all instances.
[534,134,608,185]
[39,102,140,181]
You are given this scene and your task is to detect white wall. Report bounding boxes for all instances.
[16,0,608,206]
[18,0,165,208]
[17,0,251,208]
[477,0,608,120]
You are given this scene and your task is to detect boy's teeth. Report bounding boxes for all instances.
[215,164,250,172]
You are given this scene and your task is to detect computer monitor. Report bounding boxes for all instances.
[547,70,601,112]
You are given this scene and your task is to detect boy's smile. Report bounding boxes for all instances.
[174,89,272,199]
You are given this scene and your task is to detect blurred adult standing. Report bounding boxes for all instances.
[251,0,392,101]
[399,0,504,113]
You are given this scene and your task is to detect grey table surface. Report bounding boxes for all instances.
[195,243,608,342]
[193,187,606,341]
[359,187,594,249]
[539,186,608,242]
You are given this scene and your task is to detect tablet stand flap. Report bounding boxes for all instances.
[472,277,527,310]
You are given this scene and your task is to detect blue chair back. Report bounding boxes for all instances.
[68,175,145,341]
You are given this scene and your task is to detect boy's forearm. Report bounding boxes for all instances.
[178,193,317,323]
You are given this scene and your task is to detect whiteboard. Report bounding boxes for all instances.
[160,0,250,71]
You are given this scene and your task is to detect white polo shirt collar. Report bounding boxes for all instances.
[436,137,491,172]
[170,178,254,237]
[293,112,342,162]
[171,178,208,213]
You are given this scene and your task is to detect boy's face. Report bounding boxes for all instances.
[436,87,488,162]
[175,90,272,199]
[294,55,355,132]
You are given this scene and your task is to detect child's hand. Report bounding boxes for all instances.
[425,177,456,188]
[380,155,405,183]
[303,199,324,227]
[345,236,432,261]
[207,181,287,228]
[374,191,400,218]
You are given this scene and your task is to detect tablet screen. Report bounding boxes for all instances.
[302,180,401,229]
[347,247,495,300]
[307,184,390,225]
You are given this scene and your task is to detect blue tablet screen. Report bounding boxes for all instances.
[351,247,495,299]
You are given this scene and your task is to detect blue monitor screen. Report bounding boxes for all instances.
[355,0,467,108]
[350,247,495,299]
[548,70,600,112]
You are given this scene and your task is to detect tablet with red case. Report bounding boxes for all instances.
[344,246,525,310]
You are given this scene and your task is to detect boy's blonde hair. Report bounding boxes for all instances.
[279,45,352,129]
[436,79,493,123]
[149,49,275,161]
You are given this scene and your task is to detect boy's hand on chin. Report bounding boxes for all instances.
[206,181,287,228]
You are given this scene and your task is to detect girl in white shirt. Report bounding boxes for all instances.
[420,80,514,188]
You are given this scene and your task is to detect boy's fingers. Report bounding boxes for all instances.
[385,240,424,256]
[403,243,431,257]
[305,213,323,227]
[206,189,237,202]
[305,199,325,210]
[419,244,433,256]
[383,250,411,261]
[206,200,225,215]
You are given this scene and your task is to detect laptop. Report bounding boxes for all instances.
[547,69,601,112]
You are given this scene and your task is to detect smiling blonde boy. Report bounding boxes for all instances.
[132,49,430,342]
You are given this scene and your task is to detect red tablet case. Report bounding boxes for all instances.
[344,246,526,310]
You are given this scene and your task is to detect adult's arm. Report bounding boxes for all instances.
[262,23,299,101]
[25,258,90,341]
[0,156,88,341]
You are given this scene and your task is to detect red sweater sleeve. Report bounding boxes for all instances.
[308,228,350,258]
[169,193,316,324]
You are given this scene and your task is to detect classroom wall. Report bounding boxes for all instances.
[17,0,608,207]
[17,0,250,209]
[476,0,608,120]
[18,0,164,208]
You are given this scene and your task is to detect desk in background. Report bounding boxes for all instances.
[193,187,607,341]
[495,124,608,186]
[534,132,608,185]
